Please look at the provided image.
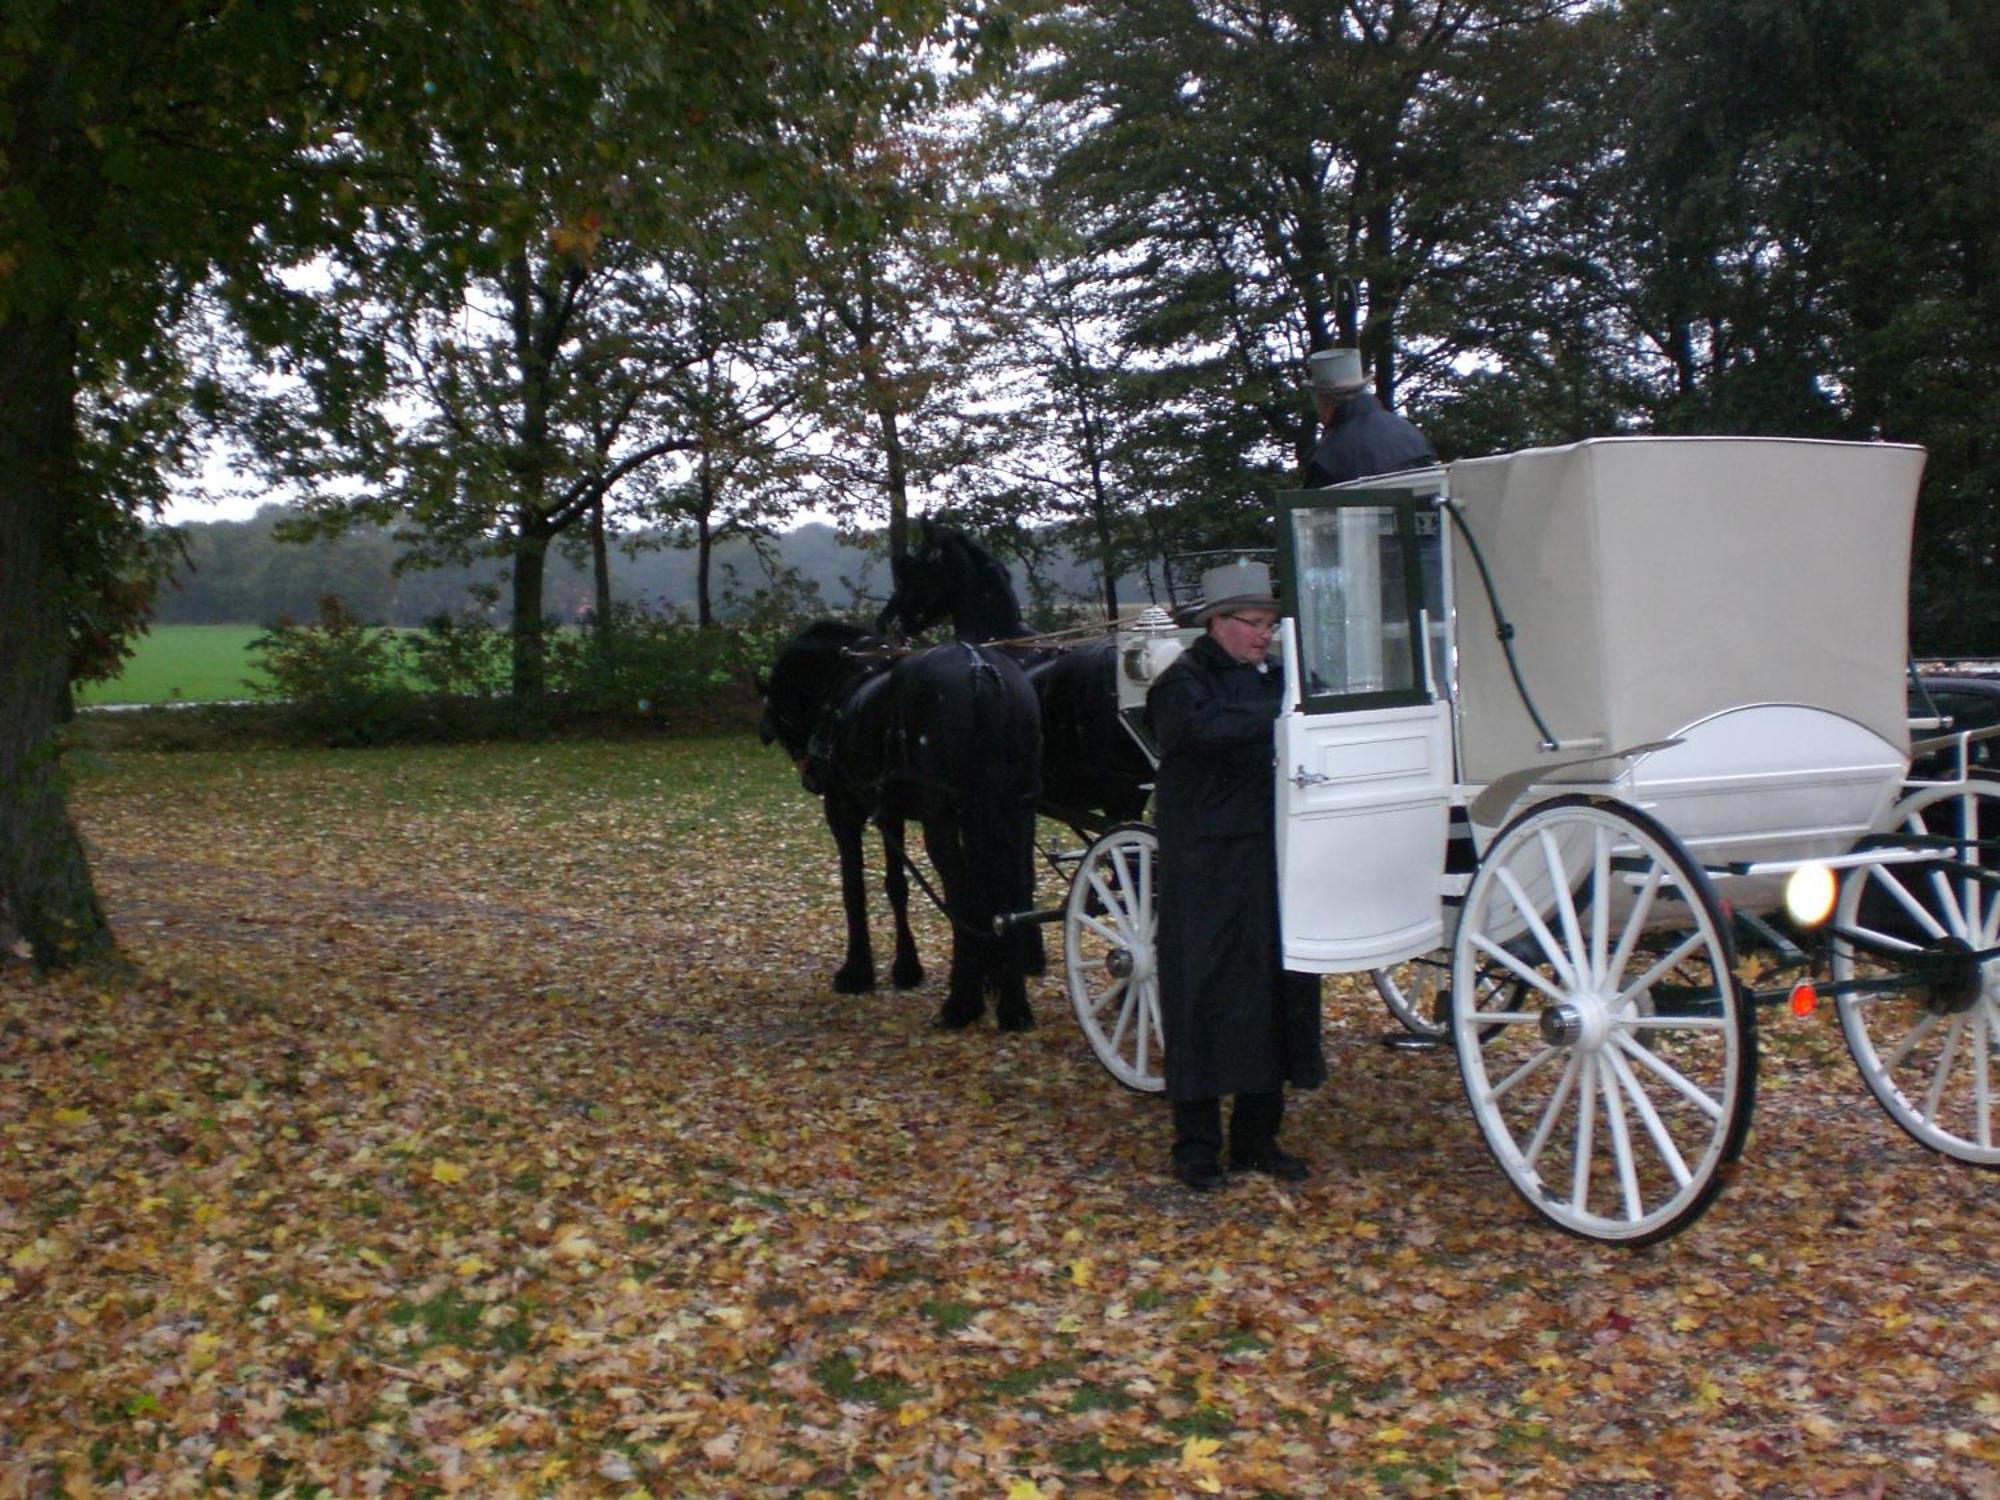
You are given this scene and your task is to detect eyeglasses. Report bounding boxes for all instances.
[1222,614,1279,635]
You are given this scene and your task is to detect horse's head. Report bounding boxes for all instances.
[878,518,955,639]
[878,518,1027,643]
[760,620,876,777]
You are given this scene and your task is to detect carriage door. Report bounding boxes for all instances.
[1274,490,1454,973]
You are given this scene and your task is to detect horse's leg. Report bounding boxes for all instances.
[826,798,877,994]
[879,815,924,989]
[925,810,986,1030]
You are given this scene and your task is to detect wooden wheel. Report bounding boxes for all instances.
[1452,796,1755,1244]
[1831,780,2000,1166]
[1064,824,1166,1092]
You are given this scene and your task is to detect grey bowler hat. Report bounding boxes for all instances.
[1308,347,1365,393]
[1194,558,1280,624]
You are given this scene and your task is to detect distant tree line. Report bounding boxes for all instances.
[153,510,1134,629]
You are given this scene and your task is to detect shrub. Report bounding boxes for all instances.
[249,596,402,746]
[234,595,784,745]
[398,609,510,699]
[547,604,764,728]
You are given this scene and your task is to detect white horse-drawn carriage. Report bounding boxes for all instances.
[1058,435,1997,1244]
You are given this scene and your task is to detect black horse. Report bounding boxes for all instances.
[760,619,1044,1030]
[879,519,1153,831]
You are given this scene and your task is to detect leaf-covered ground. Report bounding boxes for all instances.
[3,737,1995,1498]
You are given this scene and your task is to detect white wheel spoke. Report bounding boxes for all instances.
[1923,863,1969,939]
[1074,909,1129,949]
[1589,826,1612,986]
[1598,1056,1644,1222]
[1495,865,1580,990]
[1086,974,1128,1019]
[1569,1053,1597,1217]
[1521,1051,1581,1168]
[1607,1045,1694,1187]
[1623,1013,1728,1032]
[1920,1012,1968,1128]
[1489,1043,1563,1105]
[1866,861,1951,941]
[1879,1008,1945,1072]
[1956,793,1981,936]
[1084,867,1132,927]
[1467,933,1569,1006]
[1613,1031,1724,1120]
[1541,828,1589,987]
[1111,845,1138,918]
[1605,862,1664,988]
[1614,930,1707,1011]
[1104,985,1133,1054]
[1838,921,1924,960]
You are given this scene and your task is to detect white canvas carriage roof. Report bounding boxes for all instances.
[1440,436,1926,783]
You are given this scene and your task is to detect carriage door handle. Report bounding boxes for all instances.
[1291,765,1333,788]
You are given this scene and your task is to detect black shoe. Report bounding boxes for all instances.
[1175,1158,1228,1193]
[1230,1145,1310,1182]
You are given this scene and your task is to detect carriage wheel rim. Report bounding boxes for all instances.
[1453,796,1751,1245]
[1064,825,1165,1093]
[1831,781,2000,1165]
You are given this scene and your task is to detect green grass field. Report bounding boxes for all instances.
[74,625,272,706]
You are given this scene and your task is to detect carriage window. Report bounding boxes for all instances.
[1290,504,1421,701]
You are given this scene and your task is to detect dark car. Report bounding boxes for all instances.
[1908,673,2000,776]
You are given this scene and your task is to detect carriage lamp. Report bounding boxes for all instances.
[1783,861,1838,928]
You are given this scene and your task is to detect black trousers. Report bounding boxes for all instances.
[1171,1091,1283,1169]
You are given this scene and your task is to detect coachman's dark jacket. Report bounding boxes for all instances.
[1304,388,1436,487]
[1148,633,1326,1103]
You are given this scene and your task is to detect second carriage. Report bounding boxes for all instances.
[1051,435,1997,1244]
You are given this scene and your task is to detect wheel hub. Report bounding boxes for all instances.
[1915,936,1982,1015]
[1105,947,1134,979]
[1539,1004,1581,1046]
[1538,990,1616,1051]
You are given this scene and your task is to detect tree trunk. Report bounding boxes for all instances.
[589,494,612,630]
[510,531,551,700]
[694,454,716,628]
[878,399,909,563]
[0,307,113,967]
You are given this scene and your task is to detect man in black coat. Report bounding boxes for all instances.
[1148,559,1326,1192]
[1303,346,1436,487]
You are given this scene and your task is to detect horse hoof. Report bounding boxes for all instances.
[833,969,877,995]
[937,1006,982,1031]
[997,1010,1035,1034]
[891,961,925,990]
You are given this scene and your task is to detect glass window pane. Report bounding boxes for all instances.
[1291,505,1417,698]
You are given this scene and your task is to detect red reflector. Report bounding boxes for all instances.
[1789,982,1819,1018]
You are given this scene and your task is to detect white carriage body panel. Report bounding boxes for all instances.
[1625,703,1906,908]
[1443,437,1926,785]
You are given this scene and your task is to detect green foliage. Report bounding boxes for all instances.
[399,602,509,700]
[545,604,776,725]
[241,595,781,746]
[248,597,402,748]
